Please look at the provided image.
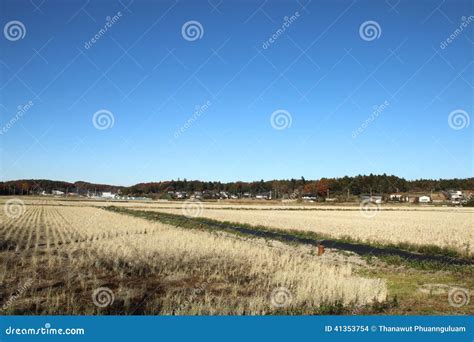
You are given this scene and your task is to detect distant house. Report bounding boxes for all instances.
[372,196,383,204]
[449,190,462,196]
[219,191,229,199]
[389,194,410,202]
[389,194,402,201]
[175,191,187,199]
[255,192,271,200]
[360,195,383,204]
[52,190,64,196]
[101,192,116,199]
[444,190,465,204]
[192,191,203,200]
[449,190,463,200]
[419,196,431,203]
[201,191,218,199]
[302,194,317,201]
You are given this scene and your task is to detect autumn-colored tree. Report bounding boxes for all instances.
[303,182,317,194]
[21,182,29,195]
[316,179,330,197]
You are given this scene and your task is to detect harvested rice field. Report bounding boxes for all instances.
[0,198,472,315]
[138,205,474,256]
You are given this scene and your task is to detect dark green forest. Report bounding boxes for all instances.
[1,174,473,198]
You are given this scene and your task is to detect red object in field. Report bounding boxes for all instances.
[317,244,325,256]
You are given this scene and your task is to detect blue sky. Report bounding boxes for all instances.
[0,0,473,185]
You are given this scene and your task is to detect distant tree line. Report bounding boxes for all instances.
[0,179,122,196]
[2,174,472,198]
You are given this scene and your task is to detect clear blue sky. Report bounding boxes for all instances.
[1,0,472,186]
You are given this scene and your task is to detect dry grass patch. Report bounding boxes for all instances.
[0,204,386,315]
[142,207,474,256]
